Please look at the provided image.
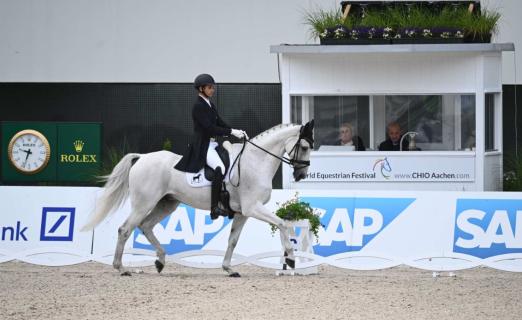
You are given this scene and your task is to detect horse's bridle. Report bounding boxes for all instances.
[229,125,313,187]
[246,126,313,170]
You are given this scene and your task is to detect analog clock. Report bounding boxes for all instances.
[7,129,51,174]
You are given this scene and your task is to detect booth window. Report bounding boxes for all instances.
[379,94,476,151]
[485,93,496,151]
[385,95,443,145]
[291,95,369,151]
[460,95,476,150]
[291,94,475,151]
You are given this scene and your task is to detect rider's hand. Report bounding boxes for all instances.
[231,129,246,139]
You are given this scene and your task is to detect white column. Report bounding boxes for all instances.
[475,55,485,191]
[281,54,291,189]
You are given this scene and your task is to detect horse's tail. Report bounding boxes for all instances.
[81,153,141,231]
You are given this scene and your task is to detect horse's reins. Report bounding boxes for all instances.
[229,131,311,187]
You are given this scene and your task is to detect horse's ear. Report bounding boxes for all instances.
[304,119,314,133]
[300,120,314,148]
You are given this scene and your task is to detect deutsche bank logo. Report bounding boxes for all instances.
[304,197,415,257]
[40,207,76,241]
[454,199,522,258]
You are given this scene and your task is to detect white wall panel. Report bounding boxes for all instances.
[289,53,477,94]
[0,0,520,83]
[0,0,324,82]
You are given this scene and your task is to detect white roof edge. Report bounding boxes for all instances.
[270,43,515,54]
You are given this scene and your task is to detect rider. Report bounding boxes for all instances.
[175,73,247,219]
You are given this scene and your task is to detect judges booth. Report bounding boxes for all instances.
[271,43,514,191]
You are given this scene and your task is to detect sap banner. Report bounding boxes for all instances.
[1,186,522,271]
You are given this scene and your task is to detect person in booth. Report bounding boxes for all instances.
[378,121,409,151]
[336,123,365,151]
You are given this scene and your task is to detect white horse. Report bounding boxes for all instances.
[81,121,314,277]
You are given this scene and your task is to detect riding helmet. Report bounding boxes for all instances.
[194,74,216,89]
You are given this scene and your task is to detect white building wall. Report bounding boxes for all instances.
[0,0,520,83]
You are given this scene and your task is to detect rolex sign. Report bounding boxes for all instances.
[57,123,101,182]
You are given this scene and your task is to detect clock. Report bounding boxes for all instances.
[7,129,51,174]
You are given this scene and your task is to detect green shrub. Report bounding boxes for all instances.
[270,193,323,239]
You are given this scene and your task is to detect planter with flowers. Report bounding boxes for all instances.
[270,193,322,240]
[270,193,322,273]
[392,27,465,44]
[320,26,392,45]
[306,1,500,45]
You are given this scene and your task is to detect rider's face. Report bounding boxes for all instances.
[201,85,215,98]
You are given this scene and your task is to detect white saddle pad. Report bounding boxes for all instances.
[185,155,235,188]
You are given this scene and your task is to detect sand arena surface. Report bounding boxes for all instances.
[1,261,521,320]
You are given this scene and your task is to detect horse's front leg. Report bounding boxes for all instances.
[243,202,295,269]
[222,214,248,277]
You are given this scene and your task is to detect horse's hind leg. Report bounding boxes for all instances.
[113,202,156,276]
[222,214,248,277]
[138,197,179,273]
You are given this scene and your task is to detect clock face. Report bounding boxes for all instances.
[8,129,51,174]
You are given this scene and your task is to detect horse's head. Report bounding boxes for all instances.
[285,120,314,182]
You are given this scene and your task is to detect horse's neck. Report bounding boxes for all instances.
[256,125,299,153]
[252,125,300,175]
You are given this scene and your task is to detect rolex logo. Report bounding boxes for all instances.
[74,140,84,153]
[61,140,96,163]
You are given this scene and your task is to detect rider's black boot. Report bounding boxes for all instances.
[210,167,227,220]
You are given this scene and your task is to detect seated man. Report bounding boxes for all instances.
[336,123,365,151]
[378,122,409,151]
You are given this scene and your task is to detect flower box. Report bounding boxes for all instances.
[320,38,390,45]
[306,1,499,46]
[391,38,464,44]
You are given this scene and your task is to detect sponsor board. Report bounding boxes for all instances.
[454,199,522,258]
[304,155,474,182]
[1,186,522,271]
[0,186,94,265]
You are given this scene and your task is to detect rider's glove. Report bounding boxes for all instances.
[231,129,247,139]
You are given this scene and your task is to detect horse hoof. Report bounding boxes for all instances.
[229,272,241,278]
[155,260,165,273]
[120,271,132,276]
[285,258,295,269]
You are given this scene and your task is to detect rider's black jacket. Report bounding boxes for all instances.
[174,96,231,173]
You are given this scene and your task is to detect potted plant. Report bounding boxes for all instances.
[462,9,501,43]
[305,2,500,45]
[270,193,323,240]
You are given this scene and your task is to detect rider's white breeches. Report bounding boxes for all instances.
[206,141,225,173]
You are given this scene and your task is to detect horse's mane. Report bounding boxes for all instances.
[251,123,300,143]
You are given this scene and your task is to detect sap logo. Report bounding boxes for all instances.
[1,221,28,241]
[454,199,522,258]
[303,197,415,257]
[40,207,75,241]
[133,204,231,254]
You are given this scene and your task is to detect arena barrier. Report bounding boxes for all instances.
[1,186,522,272]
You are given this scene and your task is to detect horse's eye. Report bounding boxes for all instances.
[301,146,309,151]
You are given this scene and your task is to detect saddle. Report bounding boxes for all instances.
[204,143,230,181]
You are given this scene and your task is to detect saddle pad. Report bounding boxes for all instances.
[185,154,235,188]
